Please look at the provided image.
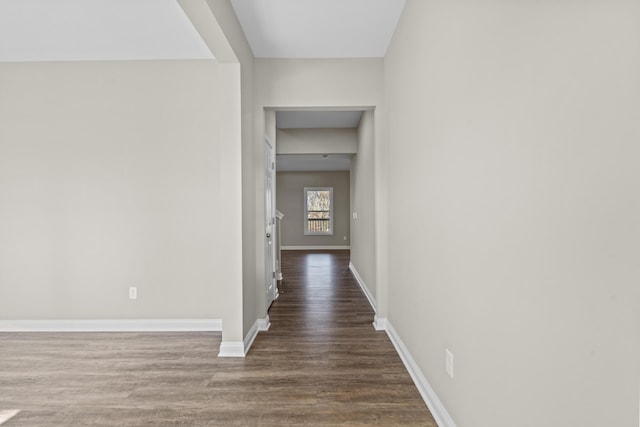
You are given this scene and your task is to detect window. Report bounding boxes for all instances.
[304,187,333,235]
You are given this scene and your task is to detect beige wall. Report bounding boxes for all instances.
[254,58,387,318]
[254,59,384,109]
[0,60,233,321]
[276,129,358,155]
[350,110,376,300]
[276,172,350,248]
[385,1,640,426]
[203,0,257,340]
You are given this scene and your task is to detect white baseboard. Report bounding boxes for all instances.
[349,262,376,312]
[378,318,456,427]
[220,316,271,358]
[242,321,259,356]
[217,341,245,357]
[373,314,387,331]
[0,319,222,332]
[257,316,271,332]
[281,246,350,250]
[243,315,270,356]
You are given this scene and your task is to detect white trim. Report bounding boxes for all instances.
[381,320,457,427]
[373,314,387,331]
[0,319,222,332]
[281,245,350,250]
[243,315,271,356]
[349,262,376,312]
[218,341,245,357]
[221,316,271,358]
[257,316,271,332]
[265,134,274,149]
[242,320,259,355]
[304,186,334,236]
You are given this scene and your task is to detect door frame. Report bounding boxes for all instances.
[264,135,277,309]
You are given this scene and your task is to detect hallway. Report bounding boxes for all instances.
[251,250,436,425]
[0,250,436,426]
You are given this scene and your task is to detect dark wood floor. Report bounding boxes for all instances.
[0,250,436,426]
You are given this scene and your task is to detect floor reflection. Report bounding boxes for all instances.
[279,251,348,329]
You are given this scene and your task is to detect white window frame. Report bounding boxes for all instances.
[303,187,334,235]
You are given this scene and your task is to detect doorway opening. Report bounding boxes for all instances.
[263,107,378,316]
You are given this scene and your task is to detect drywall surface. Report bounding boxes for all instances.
[0,60,239,321]
[255,58,383,109]
[385,1,640,426]
[350,110,376,301]
[205,0,256,338]
[276,129,358,154]
[276,172,350,248]
[254,58,386,314]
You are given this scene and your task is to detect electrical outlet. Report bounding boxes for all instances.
[343,235,347,241]
[352,212,358,219]
[129,287,137,300]
[445,349,454,379]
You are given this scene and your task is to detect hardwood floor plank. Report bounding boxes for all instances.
[0,250,435,426]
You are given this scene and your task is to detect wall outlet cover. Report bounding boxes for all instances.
[445,348,454,379]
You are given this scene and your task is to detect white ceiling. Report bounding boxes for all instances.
[277,154,353,172]
[230,0,406,58]
[276,111,363,129]
[0,0,213,62]
[0,0,406,62]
